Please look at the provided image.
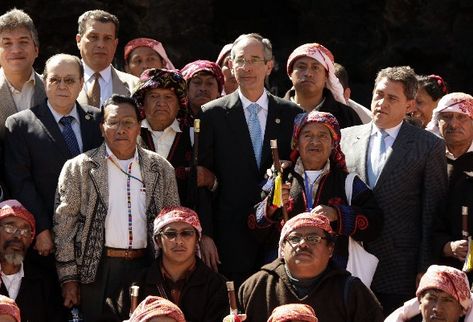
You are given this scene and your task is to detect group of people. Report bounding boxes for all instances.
[0,5,472,322]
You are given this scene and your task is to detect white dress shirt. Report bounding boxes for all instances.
[47,102,84,152]
[239,89,269,135]
[2,68,36,111]
[368,121,403,178]
[446,141,473,160]
[0,263,24,300]
[83,63,112,107]
[104,145,147,249]
[141,118,182,159]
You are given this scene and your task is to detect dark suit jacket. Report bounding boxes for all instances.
[198,90,302,275]
[0,261,65,322]
[340,121,447,295]
[3,100,103,233]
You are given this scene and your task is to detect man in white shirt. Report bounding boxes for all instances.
[0,8,45,139]
[75,9,138,108]
[340,66,447,316]
[0,199,64,321]
[54,94,179,321]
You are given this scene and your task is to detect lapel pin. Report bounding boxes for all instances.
[275,118,281,124]
[85,114,91,120]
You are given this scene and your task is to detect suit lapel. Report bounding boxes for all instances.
[111,67,131,96]
[88,144,109,209]
[375,122,414,189]
[32,72,46,106]
[32,102,72,158]
[349,123,372,184]
[0,75,18,116]
[77,103,99,152]
[260,94,281,172]
[137,146,159,213]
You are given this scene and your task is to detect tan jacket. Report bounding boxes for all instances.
[54,143,180,284]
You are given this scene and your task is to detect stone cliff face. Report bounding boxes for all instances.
[2,0,472,105]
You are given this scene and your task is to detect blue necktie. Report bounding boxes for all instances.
[247,103,263,167]
[59,116,81,157]
[368,129,389,188]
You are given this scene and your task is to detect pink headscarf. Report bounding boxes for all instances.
[278,212,334,257]
[267,303,318,322]
[216,43,233,67]
[153,206,202,257]
[426,92,473,136]
[287,43,346,104]
[180,60,225,94]
[129,296,186,322]
[124,38,175,70]
[416,265,472,313]
[0,295,21,322]
[0,199,36,240]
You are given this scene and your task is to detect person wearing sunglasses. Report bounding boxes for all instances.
[126,206,228,322]
[239,212,383,322]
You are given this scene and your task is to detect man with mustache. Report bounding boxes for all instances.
[181,59,224,119]
[238,212,383,322]
[75,10,138,108]
[340,66,447,315]
[126,206,228,322]
[0,200,64,322]
[284,43,361,129]
[427,93,473,279]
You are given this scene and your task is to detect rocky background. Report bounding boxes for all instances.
[2,0,472,106]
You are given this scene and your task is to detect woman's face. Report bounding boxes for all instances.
[414,87,439,127]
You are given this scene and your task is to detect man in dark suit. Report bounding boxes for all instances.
[4,53,102,260]
[198,33,301,286]
[340,66,447,315]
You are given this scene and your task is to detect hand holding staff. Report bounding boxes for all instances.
[270,139,289,222]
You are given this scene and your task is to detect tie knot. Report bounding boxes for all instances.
[248,103,261,116]
[60,116,75,126]
[93,72,101,80]
[380,129,389,139]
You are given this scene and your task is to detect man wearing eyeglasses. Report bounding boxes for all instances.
[238,212,383,322]
[4,53,102,263]
[126,206,228,322]
[198,33,301,286]
[54,94,180,321]
[0,199,65,321]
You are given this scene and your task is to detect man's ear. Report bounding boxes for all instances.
[406,99,416,114]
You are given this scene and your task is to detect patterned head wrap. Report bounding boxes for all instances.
[292,111,347,172]
[132,68,188,120]
[216,43,233,67]
[180,60,225,94]
[153,206,202,257]
[267,304,318,322]
[278,212,334,258]
[416,265,472,313]
[0,199,36,240]
[129,295,186,322]
[426,92,473,136]
[287,43,346,104]
[0,295,20,322]
[124,38,175,70]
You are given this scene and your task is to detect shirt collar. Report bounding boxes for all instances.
[0,262,25,278]
[47,100,79,124]
[2,68,36,92]
[446,140,473,160]
[82,61,112,84]
[370,121,403,140]
[105,143,139,162]
[141,118,182,134]
[239,88,269,111]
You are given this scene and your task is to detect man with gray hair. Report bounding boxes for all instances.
[75,9,137,108]
[198,33,301,285]
[340,66,447,315]
[0,8,45,138]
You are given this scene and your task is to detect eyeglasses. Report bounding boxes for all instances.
[285,233,326,246]
[232,57,266,67]
[104,119,138,130]
[47,76,79,86]
[160,229,196,241]
[0,224,32,238]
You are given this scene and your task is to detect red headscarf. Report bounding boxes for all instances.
[180,60,225,94]
[0,295,21,322]
[0,199,36,240]
[128,296,186,322]
[268,303,318,322]
[124,38,175,70]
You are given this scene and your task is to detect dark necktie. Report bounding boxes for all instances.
[59,116,81,157]
[87,72,101,107]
